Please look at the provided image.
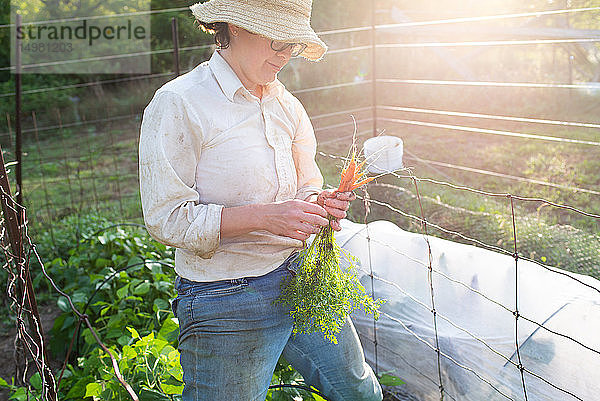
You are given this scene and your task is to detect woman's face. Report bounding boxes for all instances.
[225,24,294,88]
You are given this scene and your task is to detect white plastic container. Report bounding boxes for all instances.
[362,135,404,174]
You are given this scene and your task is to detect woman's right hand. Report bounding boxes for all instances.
[262,199,329,241]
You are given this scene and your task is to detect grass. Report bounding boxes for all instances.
[4,115,144,237]
[314,113,600,279]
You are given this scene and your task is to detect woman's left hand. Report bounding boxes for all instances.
[315,189,356,231]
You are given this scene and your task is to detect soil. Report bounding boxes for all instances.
[0,303,62,399]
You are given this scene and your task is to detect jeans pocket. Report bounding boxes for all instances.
[170,297,179,318]
[178,277,248,298]
[285,252,303,276]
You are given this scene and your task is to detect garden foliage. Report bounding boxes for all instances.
[0,214,352,400]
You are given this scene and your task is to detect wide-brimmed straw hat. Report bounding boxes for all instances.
[189,0,327,61]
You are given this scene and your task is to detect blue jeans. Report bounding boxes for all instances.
[172,255,383,401]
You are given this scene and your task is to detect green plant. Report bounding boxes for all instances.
[47,223,176,359]
[276,148,383,344]
[267,357,328,401]
[75,326,183,401]
[276,225,383,344]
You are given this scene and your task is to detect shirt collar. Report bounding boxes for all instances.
[208,50,284,102]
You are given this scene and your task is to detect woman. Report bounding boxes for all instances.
[138,0,382,400]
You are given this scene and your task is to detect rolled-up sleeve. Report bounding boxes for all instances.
[139,90,223,258]
[292,102,323,200]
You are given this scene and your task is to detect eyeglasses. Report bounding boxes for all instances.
[242,29,307,57]
[270,40,307,57]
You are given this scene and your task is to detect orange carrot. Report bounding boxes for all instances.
[349,176,375,191]
[336,150,373,192]
[338,153,357,192]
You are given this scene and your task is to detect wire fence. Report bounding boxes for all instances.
[2,144,598,400]
[361,176,599,400]
[1,2,599,400]
[314,147,600,400]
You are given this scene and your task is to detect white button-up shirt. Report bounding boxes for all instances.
[139,51,323,281]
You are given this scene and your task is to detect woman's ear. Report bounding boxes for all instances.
[228,23,239,37]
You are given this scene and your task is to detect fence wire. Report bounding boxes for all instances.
[317,146,599,400]
[377,106,600,130]
[377,78,600,90]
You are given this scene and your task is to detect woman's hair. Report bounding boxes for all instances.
[196,21,230,49]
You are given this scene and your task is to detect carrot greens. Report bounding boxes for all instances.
[275,141,384,344]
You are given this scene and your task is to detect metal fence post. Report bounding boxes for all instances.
[369,0,380,378]
[15,14,23,211]
[371,0,377,138]
[172,17,181,77]
[0,144,57,400]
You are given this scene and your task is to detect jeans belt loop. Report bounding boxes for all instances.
[285,251,301,274]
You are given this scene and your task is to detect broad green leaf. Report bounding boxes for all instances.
[129,278,143,288]
[60,369,73,380]
[29,372,41,390]
[158,317,179,340]
[154,280,172,292]
[95,258,111,268]
[160,382,184,395]
[167,349,180,362]
[123,295,144,302]
[116,283,130,299]
[160,344,176,357]
[148,262,164,273]
[66,377,92,398]
[85,382,103,398]
[107,314,124,328]
[133,281,151,295]
[72,290,89,305]
[127,327,140,339]
[127,256,145,268]
[106,327,125,339]
[8,387,27,400]
[82,328,95,345]
[118,357,130,375]
[0,376,8,387]
[167,364,183,382]
[154,298,170,312]
[150,339,169,356]
[89,273,104,282]
[62,315,75,330]
[378,373,405,386]
[134,237,146,248]
[57,296,70,312]
[138,387,170,401]
[122,345,137,359]
[117,335,131,346]
[52,313,67,331]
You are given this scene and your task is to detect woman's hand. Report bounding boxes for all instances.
[220,200,328,241]
[261,199,329,241]
[315,189,356,231]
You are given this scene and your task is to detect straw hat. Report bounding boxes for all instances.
[189,0,327,61]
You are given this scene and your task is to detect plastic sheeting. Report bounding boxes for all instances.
[336,219,600,401]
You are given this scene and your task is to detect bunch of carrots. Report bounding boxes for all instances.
[275,141,383,344]
[338,151,375,192]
